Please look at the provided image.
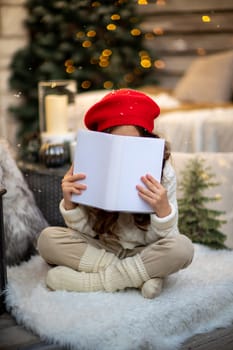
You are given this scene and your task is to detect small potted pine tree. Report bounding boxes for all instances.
[178,157,226,248]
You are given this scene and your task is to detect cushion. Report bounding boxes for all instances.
[0,139,48,265]
[171,152,233,249]
[174,50,233,103]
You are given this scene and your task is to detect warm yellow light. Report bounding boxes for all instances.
[91,1,101,7]
[138,0,148,4]
[156,0,166,5]
[202,15,211,22]
[131,28,141,36]
[82,40,92,48]
[87,30,96,37]
[103,81,114,89]
[99,56,109,63]
[111,14,120,20]
[64,59,75,73]
[141,59,151,68]
[102,49,112,57]
[124,73,134,83]
[144,33,154,40]
[154,60,165,69]
[107,24,117,31]
[153,27,164,35]
[81,80,91,89]
[76,31,85,38]
[197,48,206,56]
[66,66,75,73]
[64,59,74,67]
[99,61,109,67]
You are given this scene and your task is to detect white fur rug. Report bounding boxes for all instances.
[5,244,233,350]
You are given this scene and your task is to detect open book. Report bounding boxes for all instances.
[72,129,165,213]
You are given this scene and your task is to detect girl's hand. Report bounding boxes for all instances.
[61,164,87,210]
[136,174,171,218]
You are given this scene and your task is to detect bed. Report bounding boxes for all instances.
[73,49,233,153]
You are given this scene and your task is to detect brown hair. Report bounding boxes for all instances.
[89,126,171,235]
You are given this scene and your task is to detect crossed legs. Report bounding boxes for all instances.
[37,227,194,298]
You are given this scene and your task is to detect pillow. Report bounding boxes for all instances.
[0,139,48,265]
[174,50,233,103]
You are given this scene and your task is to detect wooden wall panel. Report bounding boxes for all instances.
[137,0,233,88]
[138,0,233,14]
[141,14,233,33]
[145,34,233,54]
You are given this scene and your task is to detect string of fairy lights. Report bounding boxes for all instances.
[63,0,215,90]
[62,0,155,90]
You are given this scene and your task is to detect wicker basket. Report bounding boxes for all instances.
[18,161,69,226]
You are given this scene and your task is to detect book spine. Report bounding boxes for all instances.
[104,137,123,211]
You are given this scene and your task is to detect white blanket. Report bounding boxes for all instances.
[74,91,233,153]
[5,244,233,350]
[156,107,233,153]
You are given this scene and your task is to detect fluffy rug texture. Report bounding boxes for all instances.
[5,244,233,350]
[0,139,48,265]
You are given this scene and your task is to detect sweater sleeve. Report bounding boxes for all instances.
[146,161,180,241]
[59,200,97,237]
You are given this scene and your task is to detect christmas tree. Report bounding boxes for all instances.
[178,157,226,248]
[9,0,155,143]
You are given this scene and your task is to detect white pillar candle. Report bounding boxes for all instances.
[45,94,68,134]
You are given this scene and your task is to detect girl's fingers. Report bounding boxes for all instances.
[62,172,86,184]
[72,187,86,195]
[136,185,155,198]
[139,177,160,197]
[141,174,161,191]
[62,182,87,191]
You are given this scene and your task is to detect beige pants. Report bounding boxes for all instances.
[37,227,194,278]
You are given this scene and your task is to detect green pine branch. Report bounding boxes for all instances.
[178,157,226,248]
[9,0,156,145]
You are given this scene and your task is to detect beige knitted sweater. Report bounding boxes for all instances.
[60,161,179,250]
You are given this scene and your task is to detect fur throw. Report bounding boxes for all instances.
[0,139,48,265]
[5,244,233,350]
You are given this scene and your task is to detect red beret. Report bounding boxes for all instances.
[84,89,160,132]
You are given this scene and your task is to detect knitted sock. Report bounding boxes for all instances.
[79,245,119,272]
[47,266,103,292]
[46,254,150,293]
[141,278,163,299]
[100,254,150,292]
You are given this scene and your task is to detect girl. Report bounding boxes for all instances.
[37,89,194,299]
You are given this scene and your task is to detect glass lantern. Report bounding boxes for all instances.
[38,80,77,144]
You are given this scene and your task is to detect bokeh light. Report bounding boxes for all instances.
[202,15,211,22]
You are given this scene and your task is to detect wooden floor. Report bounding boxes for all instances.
[1,311,233,350]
